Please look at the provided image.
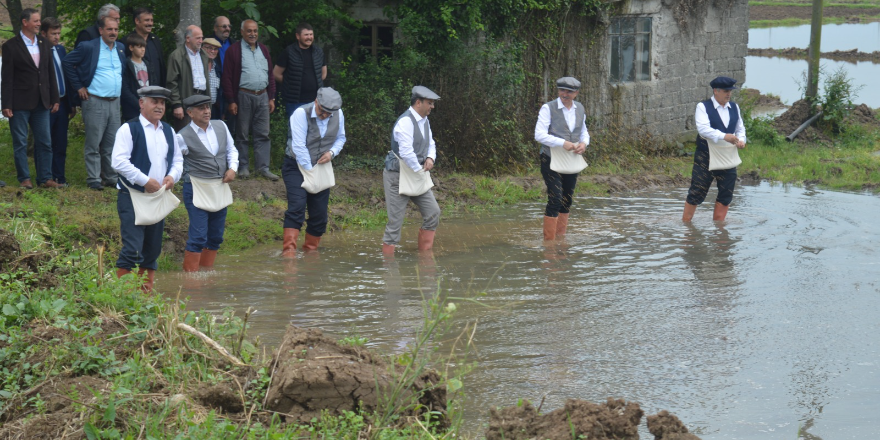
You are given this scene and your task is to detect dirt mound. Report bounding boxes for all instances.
[0,376,111,435]
[485,398,644,440]
[264,325,447,425]
[740,88,785,108]
[0,228,21,269]
[849,104,879,126]
[196,383,245,413]
[773,99,833,145]
[647,410,702,440]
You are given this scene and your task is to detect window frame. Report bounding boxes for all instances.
[608,16,653,84]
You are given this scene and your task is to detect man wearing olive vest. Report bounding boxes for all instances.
[281,87,346,255]
[111,86,183,292]
[682,76,746,222]
[534,77,589,241]
[381,86,441,255]
[178,95,238,271]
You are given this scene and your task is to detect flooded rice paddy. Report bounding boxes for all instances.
[159,182,880,439]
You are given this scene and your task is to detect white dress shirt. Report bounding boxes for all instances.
[176,121,239,172]
[187,46,206,91]
[20,32,40,66]
[288,106,346,171]
[393,107,436,172]
[695,96,747,144]
[534,98,590,148]
[112,115,184,188]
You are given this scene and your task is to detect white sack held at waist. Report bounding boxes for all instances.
[298,161,336,194]
[702,136,742,171]
[190,176,234,212]
[121,181,181,226]
[549,147,588,174]
[394,152,433,197]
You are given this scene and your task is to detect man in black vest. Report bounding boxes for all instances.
[682,76,746,222]
[274,22,327,120]
[178,94,238,272]
[111,86,183,291]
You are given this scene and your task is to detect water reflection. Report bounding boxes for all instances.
[158,183,880,439]
[745,56,878,106]
[749,22,880,52]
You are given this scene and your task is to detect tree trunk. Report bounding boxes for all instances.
[805,0,824,103]
[175,0,201,48]
[41,0,58,21]
[4,0,24,35]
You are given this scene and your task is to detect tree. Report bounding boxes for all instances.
[176,0,201,47]
[42,0,58,21]
[1,0,24,34]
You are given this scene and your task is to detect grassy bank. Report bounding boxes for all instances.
[749,0,880,28]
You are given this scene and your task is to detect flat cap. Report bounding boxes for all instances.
[137,86,171,99]
[411,85,440,100]
[202,37,222,48]
[556,77,581,91]
[183,94,212,108]
[316,87,343,112]
[709,76,738,90]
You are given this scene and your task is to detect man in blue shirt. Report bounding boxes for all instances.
[63,16,126,190]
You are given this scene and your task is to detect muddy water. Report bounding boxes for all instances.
[745,56,879,106]
[159,182,880,439]
[749,22,880,52]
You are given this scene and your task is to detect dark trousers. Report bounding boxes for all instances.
[50,100,71,183]
[686,148,737,206]
[540,153,578,217]
[116,189,164,270]
[282,156,329,236]
[285,101,309,120]
[182,182,228,252]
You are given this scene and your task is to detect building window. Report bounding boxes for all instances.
[609,17,652,83]
[358,23,394,61]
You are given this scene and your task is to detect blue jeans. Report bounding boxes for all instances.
[116,189,165,270]
[9,103,52,184]
[285,102,309,120]
[540,153,578,217]
[50,99,71,183]
[282,156,329,236]
[183,182,228,252]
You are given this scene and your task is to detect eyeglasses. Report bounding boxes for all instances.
[218,25,232,29]
[204,46,219,51]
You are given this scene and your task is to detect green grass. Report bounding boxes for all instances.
[750,15,880,28]
[751,1,880,8]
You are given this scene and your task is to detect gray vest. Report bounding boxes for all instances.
[287,102,340,166]
[180,121,229,183]
[384,110,431,171]
[542,100,585,156]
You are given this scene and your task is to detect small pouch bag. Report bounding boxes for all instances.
[190,176,234,212]
[394,152,433,197]
[121,181,180,226]
[298,161,336,194]
[549,146,588,174]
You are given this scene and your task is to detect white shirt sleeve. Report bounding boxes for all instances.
[112,123,150,187]
[580,119,590,146]
[534,104,566,148]
[220,121,239,172]
[695,102,728,143]
[168,133,184,183]
[393,116,422,172]
[175,133,189,155]
[735,105,747,144]
[288,107,312,170]
[330,109,346,158]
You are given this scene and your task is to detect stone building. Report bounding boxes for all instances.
[345,0,749,143]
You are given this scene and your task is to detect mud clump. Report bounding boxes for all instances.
[486,398,644,440]
[196,384,245,413]
[264,325,447,425]
[647,410,702,440]
[740,88,785,109]
[0,376,112,438]
[0,228,21,269]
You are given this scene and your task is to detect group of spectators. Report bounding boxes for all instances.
[1,4,327,189]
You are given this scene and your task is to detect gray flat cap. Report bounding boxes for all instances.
[556,77,581,91]
[411,85,440,100]
[138,86,172,99]
[316,87,343,112]
[183,94,212,108]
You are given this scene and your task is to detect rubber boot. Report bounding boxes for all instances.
[417,229,435,251]
[116,268,132,278]
[183,251,201,272]
[199,249,218,271]
[556,213,570,236]
[543,216,558,241]
[303,233,321,251]
[138,268,156,293]
[281,228,299,257]
[713,202,729,221]
[682,203,698,222]
[382,243,395,255]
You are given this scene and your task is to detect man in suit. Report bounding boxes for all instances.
[63,16,127,190]
[75,3,120,48]
[41,17,76,186]
[1,8,62,189]
[121,7,166,87]
[167,25,209,131]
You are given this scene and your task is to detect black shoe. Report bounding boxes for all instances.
[259,168,279,181]
[102,179,116,187]
[0,180,6,188]
[89,183,104,191]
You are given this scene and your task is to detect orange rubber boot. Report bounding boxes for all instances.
[199,249,218,271]
[116,268,132,278]
[556,213,569,236]
[303,233,321,251]
[282,228,299,257]
[417,229,435,251]
[382,243,395,255]
[137,268,156,293]
[713,202,729,221]
[543,216,558,241]
[183,251,201,272]
[682,203,698,222]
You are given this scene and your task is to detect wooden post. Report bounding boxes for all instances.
[805,0,824,102]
